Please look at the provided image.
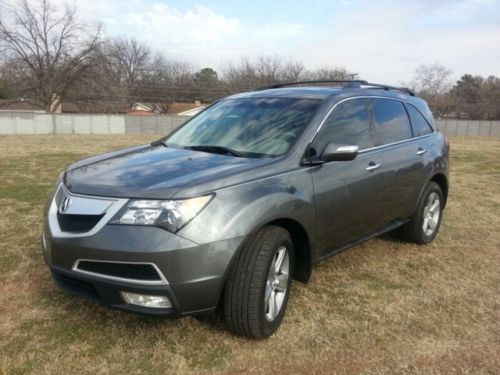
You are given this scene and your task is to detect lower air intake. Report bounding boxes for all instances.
[76,261,162,282]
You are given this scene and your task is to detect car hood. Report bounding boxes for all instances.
[64,144,275,198]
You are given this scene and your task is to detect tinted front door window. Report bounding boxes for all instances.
[371,99,412,145]
[314,98,371,154]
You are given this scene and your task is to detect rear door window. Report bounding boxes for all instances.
[405,103,433,137]
[370,98,412,146]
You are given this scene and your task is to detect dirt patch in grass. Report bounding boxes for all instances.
[0,135,499,374]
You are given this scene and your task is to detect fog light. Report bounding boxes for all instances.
[121,292,172,308]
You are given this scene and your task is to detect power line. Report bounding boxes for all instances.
[5,83,500,104]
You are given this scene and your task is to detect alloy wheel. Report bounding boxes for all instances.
[422,192,440,236]
[264,246,289,322]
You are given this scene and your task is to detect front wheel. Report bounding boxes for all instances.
[223,226,293,339]
[399,181,444,244]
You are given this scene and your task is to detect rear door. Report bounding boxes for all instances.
[369,98,427,221]
[310,98,386,257]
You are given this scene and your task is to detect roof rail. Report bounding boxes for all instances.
[361,82,415,96]
[255,79,415,96]
[261,80,368,90]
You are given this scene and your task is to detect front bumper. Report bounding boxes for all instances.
[42,218,245,316]
[49,263,181,316]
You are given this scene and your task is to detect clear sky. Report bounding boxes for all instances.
[75,0,500,84]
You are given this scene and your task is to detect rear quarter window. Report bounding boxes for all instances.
[405,103,433,137]
[370,98,412,146]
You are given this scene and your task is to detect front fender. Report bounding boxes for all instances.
[180,169,315,246]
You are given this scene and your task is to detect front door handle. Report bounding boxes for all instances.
[416,148,427,155]
[366,162,381,172]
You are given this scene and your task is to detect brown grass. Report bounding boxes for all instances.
[0,135,499,374]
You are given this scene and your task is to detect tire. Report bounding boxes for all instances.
[223,225,294,339]
[399,181,444,244]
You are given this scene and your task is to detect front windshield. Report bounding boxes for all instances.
[166,98,321,158]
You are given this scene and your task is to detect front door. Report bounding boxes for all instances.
[309,98,386,258]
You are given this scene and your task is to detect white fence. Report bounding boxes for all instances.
[0,112,190,135]
[0,111,499,138]
[436,118,500,137]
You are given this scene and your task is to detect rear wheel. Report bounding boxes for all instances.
[223,226,293,339]
[399,181,444,244]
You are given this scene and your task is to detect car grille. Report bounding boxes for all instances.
[57,212,104,233]
[76,261,162,281]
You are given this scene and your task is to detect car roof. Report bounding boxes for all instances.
[227,87,342,100]
[226,85,420,102]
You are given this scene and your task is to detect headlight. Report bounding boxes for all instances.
[110,194,214,233]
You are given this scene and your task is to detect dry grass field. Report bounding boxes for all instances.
[0,135,499,374]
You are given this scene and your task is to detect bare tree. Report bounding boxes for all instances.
[481,75,500,120]
[0,0,103,112]
[223,56,359,92]
[222,55,306,90]
[253,55,305,83]
[412,62,453,115]
[303,66,358,81]
[139,56,196,103]
[103,37,152,98]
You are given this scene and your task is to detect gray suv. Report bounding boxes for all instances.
[42,81,449,338]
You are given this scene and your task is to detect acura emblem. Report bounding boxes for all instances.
[60,196,72,213]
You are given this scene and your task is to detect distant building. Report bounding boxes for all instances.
[61,102,129,114]
[0,98,45,112]
[130,102,156,113]
[0,98,206,116]
[168,102,206,116]
[177,106,206,116]
[128,101,206,116]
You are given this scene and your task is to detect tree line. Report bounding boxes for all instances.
[0,0,499,119]
[409,62,500,120]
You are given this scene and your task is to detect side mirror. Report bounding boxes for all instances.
[321,143,359,162]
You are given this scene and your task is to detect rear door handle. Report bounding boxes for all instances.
[366,162,381,172]
[416,148,427,155]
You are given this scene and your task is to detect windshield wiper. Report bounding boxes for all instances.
[184,145,244,157]
[150,139,167,147]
